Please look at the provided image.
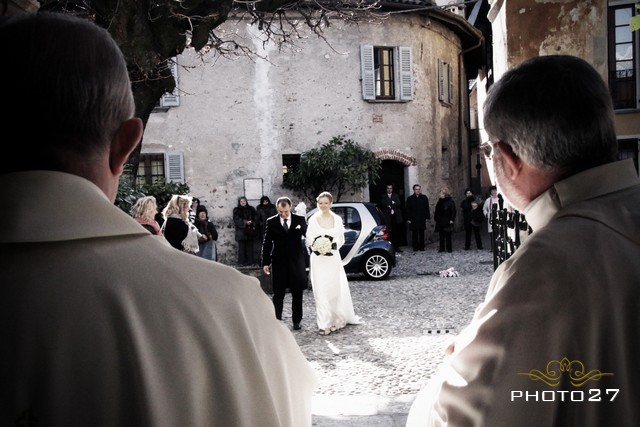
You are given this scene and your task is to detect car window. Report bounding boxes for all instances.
[333,207,362,231]
[373,206,386,225]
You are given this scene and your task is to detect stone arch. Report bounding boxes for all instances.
[373,149,417,166]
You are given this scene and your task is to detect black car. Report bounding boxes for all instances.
[306,202,396,280]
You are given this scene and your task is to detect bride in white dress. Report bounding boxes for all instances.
[306,191,363,335]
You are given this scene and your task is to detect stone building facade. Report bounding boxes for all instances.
[476,0,640,189]
[143,6,483,263]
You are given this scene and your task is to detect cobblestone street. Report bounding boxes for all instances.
[270,231,495,426]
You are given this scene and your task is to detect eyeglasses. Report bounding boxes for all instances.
[480,141,497,160]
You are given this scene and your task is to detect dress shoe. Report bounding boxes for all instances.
[293,323,301,330]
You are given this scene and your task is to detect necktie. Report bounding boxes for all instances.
[283,218,289,232]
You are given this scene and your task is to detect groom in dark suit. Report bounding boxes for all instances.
[261,197,308,330]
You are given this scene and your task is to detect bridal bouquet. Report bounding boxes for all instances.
[311,235,337,256]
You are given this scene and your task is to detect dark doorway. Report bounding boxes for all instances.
[369,160,407,246]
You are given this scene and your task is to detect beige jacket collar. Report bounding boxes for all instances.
[1,171,148,243]
[524,159,639,232]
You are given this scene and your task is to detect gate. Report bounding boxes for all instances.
[490,195,532,270]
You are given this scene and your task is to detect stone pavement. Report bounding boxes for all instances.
[275,231,495,426]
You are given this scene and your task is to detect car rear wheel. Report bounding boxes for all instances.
[362,252,392,280]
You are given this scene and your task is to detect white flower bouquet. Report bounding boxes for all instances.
[311,235,337,256]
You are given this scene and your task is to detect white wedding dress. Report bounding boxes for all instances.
[306,211,363,333]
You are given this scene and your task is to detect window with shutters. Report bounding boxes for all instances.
[360,45,413,102]
[607,1,639,110]
[136,153,165,186]
[438,59,454,106]
[136,152,185,185]
[156,59,180,109]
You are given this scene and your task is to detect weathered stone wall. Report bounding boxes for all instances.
[143,13,472,263]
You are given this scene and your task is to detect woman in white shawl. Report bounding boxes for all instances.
[306,191,363,335]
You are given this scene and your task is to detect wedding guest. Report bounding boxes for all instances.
[294,201,310,271]
[483,185,499,251]
[261,197,308,330]
[407,55,640,427]
[433,187,456,253]
[131,195,162,235]
[294,201,308,217]
[256,195,277,241]
[460,188,475,250]
[469,200,484,249]
[405,184,430,251]
[194,205,218,261]
[0,12,316,426]
[233,196,258,265]
[377,183,404,252]
[306,192,363,335]
[161,194,196,251]
[188,196,200,223]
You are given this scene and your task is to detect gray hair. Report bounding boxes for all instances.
[483,55,617,176]
[0,13,135,173]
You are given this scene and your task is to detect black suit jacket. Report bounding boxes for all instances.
[261,214,308,292]
[378,192,403,224]
[406,194,431,230]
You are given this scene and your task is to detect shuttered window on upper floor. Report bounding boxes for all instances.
[136,152,185,186]
[360,45,413,102]
[158,59,180,108]
[438,59,454,106]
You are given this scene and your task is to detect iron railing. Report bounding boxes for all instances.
[490,194,532,270]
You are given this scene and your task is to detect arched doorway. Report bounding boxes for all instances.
[369,160,407,247]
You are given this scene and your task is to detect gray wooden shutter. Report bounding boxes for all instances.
[438,59,445,102]
[360,45,375,100]
[398,47,413,101]
[160,60,180,107]
[165,151,185,183]
[448,63,454,104]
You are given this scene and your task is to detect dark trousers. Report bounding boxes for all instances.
[238,239,254,265]
[273,288,303,324]
[411,229,425,251]
[465,225,483,249]
[439,231,452,252]
[389,225,402,250]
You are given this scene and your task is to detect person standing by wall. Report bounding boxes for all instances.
[256,195,277,242]
[378,183,404,252]
[407,55,640,426]
[162,194,201,253]
[405,184,430,251]
[0,13,316,426]
[433,187,456,253]
[469,200,484,250]
[261,197,308,330]
[131,195,163,236]
[460,188,476,250]
[194,205,218,261]
[188,196,200,224]
[233,196,258,266]
[483,185,499,251]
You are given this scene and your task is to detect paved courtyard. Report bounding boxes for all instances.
[272,231,495,426]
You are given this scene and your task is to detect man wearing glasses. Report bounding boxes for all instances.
[408,55,640,426]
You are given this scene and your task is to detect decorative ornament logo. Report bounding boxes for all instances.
[518,357,613,387]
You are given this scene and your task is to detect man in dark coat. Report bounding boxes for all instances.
[261,197,308,330]
[460,188,476,250]
[378,183,404,252]
[405,184,431,251]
